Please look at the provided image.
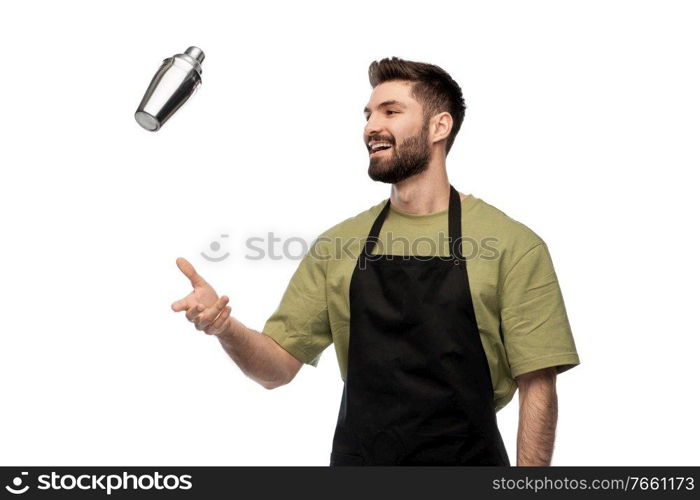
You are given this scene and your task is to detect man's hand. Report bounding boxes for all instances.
[171,257,233,336]
[169,257,302,388]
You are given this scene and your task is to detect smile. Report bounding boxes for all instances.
[369,145,392,156]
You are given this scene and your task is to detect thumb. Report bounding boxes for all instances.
[171,298,189,312]
[176,257,207,288]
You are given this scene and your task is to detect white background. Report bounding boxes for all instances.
[1,0,698,466]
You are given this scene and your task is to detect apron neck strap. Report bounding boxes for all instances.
[362,184,464,260]
[448,184,464,261]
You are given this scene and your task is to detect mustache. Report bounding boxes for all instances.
[367,136,394,145]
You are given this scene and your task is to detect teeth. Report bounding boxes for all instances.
[370,142,391,150]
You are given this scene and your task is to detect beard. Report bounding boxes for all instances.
[367,121,431,184]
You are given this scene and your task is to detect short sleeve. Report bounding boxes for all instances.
[262,237,333,367]
[500,243,580,379]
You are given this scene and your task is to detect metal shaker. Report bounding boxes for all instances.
[135,46,205,131]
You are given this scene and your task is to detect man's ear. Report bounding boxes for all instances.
[430,111,453,145]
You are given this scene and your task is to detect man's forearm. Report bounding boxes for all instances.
[215,316,292,389]
[516,368,558,466]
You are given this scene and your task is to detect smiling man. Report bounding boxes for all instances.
[172,56,580,466]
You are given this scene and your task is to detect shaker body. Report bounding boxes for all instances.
[135,47,204,131]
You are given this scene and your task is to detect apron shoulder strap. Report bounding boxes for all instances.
[448,185,464,262]
[363,198,392,257]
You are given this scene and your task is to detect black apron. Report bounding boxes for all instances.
[330,185,510,466]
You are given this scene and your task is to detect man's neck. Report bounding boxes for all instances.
[389,167,464,216]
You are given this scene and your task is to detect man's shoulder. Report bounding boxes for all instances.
[465,194,548,265]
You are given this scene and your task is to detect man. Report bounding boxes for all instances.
[171,57,580,466]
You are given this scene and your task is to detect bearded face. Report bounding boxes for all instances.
[366,118,431,184]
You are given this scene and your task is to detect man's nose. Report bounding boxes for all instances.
[364,116,384,140]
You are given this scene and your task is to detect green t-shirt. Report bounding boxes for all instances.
[262,192,580,412]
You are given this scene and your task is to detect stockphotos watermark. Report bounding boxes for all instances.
[201,231,501,264]
[4,470,192,495]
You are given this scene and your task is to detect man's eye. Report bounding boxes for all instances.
[364,110,398,120]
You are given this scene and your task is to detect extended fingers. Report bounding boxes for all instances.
[176,257,207,288]
[171,297,190,312]
[185,303,205,323]
[193,296,229,330]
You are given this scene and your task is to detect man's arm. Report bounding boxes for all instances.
[215,315,303,390]
[171,257,304,390]
[515,366,558,466]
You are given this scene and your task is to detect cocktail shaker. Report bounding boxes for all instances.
[135,46,205,131]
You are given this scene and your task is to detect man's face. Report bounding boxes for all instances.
[363,80,432,184]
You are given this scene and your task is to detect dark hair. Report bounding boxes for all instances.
[368,57,467,154]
